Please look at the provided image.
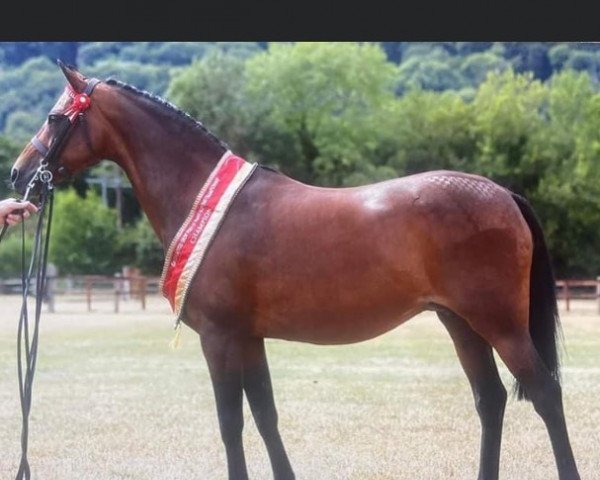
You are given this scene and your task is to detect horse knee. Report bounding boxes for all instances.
[219,410,245,445]
[254,407,280,439]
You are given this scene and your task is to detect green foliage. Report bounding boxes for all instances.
[504,42,552,80]
[454,42,494,55]
[4,111,43,143]
[118,42,207,66]
[397,56,464,93]
[548,44,572,70]
[0,227,32,277]
[471,70,547,192]
[0,56,64,132]
[84,59,173,95]
[402,43,448,60]
[131,215,164,275]
[49,188,120,275]
[0,42,77,66]
[168,51,251,155]
[78,42,261,69]
[245,42,398,185]
[0,135,19,198]
[109,214,163,275]
[382,90,476,175]
[77,42,132,66]
[459,52,509,87]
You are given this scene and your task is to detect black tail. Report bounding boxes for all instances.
[511,193,563,401]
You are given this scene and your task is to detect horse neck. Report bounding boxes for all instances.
[100,101,227,248]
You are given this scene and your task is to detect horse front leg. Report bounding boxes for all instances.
[201,329,248,480]
[242,337,295,480]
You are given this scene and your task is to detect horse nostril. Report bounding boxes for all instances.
[10,167,19,184]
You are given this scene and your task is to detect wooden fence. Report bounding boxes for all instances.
[2,275,599,314]
[555,277,600,313]
[0,274,161,313]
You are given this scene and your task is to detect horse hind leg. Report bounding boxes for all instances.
[492,332,580,480]
[437,309,507,480]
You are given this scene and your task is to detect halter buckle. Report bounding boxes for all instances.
[39,169,53,184]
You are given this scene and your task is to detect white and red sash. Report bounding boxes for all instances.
[160,151,257,321]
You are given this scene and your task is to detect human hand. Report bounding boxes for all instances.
[0,198,38,226]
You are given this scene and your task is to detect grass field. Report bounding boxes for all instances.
[1,294,599,479]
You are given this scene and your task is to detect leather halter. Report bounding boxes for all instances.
[29,78,101,174]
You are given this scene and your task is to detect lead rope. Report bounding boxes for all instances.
[0,183,54,480]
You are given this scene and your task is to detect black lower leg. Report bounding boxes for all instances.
[522,363,580,479]
[213,375,248,480]
[495,336,580,480]
[438,311,506,480]
[201,334,248,480]
[243,339,295,480]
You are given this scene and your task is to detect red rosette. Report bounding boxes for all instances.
[73,94,91,113]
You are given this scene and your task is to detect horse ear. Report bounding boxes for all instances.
[57,59,87,92]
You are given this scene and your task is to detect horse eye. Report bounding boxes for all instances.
[48,114,61,124]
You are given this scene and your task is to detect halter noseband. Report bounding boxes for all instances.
[26,78,101,198]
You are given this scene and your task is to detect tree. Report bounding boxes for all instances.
[0,135,20,198]
[539,71,600,276]
[470,69,547,194]
[548,44,572,70]
[244,42,399,185]
[454,42,494,55]
[459,52,509,87]
[397,56,464,93]
[77,42,133,67]
[0,56,64,131]
[119,42,208,66]
[49,188,120,274]
[0,229,33,278]
[502,42,552,80]
[167,51,253,155]
[0,42,78,66]
[132,214,164,274]
[564,50,600,83]
[380,89,476,176]
[4,111,43,143]
[83,59,174,95]
[396,46,467,93]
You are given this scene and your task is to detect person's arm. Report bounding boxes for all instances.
[0,198,38,226]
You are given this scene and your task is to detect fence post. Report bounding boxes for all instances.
[86,277,92,312]
[597,276,600,314]
[114,279,120,314]
[564,279,570,312]
[140,277,147,310]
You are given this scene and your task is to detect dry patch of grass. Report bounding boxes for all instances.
[0,296,598,479]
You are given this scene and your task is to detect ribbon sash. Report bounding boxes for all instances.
[160,151,256,320]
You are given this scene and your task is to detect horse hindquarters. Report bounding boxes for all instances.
[436,191,580,480]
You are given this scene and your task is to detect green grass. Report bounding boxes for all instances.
[1,296,599,479]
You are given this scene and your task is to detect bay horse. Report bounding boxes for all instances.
[10,63,580,480]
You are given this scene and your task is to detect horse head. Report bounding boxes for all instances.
[10,61,109,198]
